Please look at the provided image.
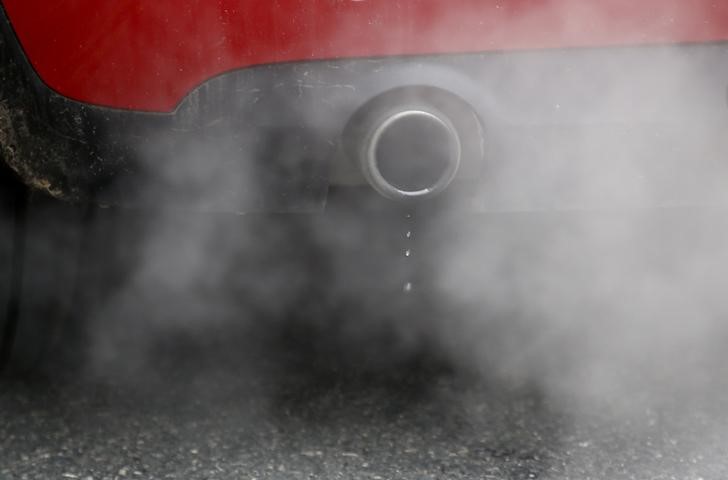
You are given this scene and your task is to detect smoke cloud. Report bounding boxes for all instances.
[6,2,728,478]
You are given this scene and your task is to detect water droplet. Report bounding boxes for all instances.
[404,249,411,257]
[405,231,412,239]
[403,282,413,293]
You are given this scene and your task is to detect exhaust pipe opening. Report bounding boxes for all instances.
[362,109,462,201]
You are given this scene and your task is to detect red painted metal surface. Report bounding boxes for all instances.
[4,0,728,112]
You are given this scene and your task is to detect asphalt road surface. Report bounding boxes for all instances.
[2,321,728,480]
[3,196,728,479]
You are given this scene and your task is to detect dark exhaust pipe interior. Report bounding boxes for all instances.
[362,109,462,201]
[344,86,485,203]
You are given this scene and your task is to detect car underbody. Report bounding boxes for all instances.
[3,3,728,214]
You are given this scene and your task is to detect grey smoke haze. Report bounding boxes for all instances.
[46,2,728,477]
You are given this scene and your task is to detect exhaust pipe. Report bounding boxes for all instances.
[360,109,462,201]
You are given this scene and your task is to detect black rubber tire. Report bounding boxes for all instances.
[0,161,24,373]
[0,163,86,376]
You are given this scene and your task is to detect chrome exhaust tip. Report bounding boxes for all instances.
[361,109,462,201]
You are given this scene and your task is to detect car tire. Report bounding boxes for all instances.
[0,162,87,376]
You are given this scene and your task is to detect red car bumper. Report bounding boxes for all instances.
[2,2,728,212]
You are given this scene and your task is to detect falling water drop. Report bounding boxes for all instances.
[401,211,416,294]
